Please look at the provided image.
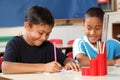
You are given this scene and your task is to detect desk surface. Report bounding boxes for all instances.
[1,66,120,80]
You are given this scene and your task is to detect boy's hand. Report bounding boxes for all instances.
[115,58,120,64]
[44,61,62,73]
[64,60,81,71]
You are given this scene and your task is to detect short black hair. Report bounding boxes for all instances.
[25,6,54,27]
[84,7,105,21]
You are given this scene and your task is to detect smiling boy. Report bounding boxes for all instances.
[73,7,120,66]
[2,6,80,74]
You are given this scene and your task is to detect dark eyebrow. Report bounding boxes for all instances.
[39,30,52,34]
[86,25,91,27]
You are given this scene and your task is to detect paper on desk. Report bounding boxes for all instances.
[60,68,73,72]
[41,68,73,74]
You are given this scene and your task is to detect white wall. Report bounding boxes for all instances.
[49,24,84,44]
[0,23,84,45]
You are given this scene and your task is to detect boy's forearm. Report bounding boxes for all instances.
[75,54,90,66]
[2,61,45,74]
[63,57,74,65]
[77,57,90,66]
[107,60,116,66]
[107,57,120,66]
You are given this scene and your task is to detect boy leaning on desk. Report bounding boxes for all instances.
[1,6,81,74]
[73,7,120,66]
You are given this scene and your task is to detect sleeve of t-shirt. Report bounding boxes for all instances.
[113,40,120,57]
[56,48,68,66]
[3,40,18,62]
[73,38,85,59]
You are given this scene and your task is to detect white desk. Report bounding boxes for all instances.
[0,66,120,80]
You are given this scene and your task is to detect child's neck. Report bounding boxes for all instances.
[92,43,97,48]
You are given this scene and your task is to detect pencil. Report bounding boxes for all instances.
[97,41,100,53]
[102,41,106,54]
[83,40,91,60]
[54,42,57,61]
[99,40,102,54]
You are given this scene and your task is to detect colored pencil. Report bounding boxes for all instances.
[54,42,57,61]
[83,40,91,60]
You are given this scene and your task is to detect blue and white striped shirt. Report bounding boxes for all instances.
[73,36,120,60]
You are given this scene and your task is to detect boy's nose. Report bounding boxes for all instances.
[90,30,96,34]
[41,35,47,41]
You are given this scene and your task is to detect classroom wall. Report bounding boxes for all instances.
[0,12,119,45]
[0,0,98,27]
[49,24,84,44]
[0,23,84,45]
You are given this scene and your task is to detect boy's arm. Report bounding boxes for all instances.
[63,57,81,71]
[107,58,120,66]
[76,54,120,66]
[2,61,62,74]
[107,60,116,66]
[76,53,90,66]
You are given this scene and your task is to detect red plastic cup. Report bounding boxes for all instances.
[101,42,107,74]
[82,68,90,76]
[90,59,98,76]
[97,54,106,76]
[103,45,107,74]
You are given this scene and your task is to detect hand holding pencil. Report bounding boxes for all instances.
[43,42,62,73]
[44,61,62,73]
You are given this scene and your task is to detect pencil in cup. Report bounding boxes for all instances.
[97,41,107,75]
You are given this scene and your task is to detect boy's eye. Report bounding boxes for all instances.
[46,33,50,36]
[96,27,101,30]
[87,27,92,30]
[39,32,50,36]
[39,32,43,35]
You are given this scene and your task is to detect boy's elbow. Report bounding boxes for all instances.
[76,53,84,60]
[75,53,89,66]
[2,61,12,74]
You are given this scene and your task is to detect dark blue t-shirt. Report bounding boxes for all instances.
[3,36,67,66]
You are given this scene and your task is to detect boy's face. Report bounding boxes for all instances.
[24,22,52,46]
[83,17,103,44]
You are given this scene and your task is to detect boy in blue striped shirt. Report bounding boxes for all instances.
[73,7,120,66]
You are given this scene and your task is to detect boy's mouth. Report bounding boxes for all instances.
[89,36,98,41]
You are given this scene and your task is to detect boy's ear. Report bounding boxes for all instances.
[24,22,30,30]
